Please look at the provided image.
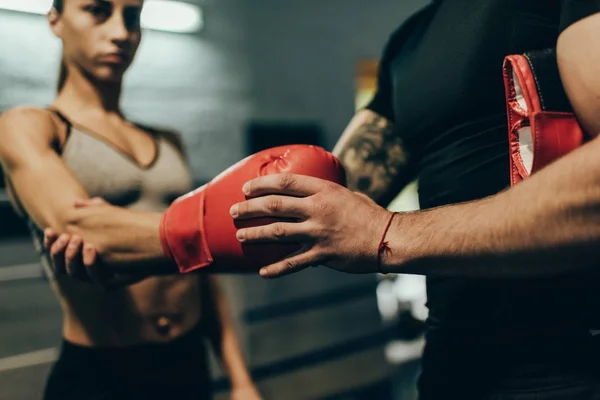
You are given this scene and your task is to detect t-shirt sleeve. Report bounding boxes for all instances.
[559,0,600,32]
[363,30,399,122]
[364,5,435,122]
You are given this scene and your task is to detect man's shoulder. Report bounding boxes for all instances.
[382,3,437,59]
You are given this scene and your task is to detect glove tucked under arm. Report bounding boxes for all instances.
[503,48,586,186]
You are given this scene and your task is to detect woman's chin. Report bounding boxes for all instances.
[93,65,128,84]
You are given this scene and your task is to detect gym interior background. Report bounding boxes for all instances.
[0,0,429,398]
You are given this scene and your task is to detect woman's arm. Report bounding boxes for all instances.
[202,276,260,397]
[0,108,172,269]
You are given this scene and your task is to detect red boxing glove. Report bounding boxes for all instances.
[503,48,586,186]
[160,145,346,273]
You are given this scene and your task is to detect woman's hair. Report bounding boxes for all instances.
[53,0,67,93]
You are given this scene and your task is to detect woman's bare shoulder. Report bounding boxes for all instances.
[0,107,60,156]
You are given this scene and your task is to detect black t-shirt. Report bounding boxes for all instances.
[365,0,600,386]
[368,0,598,209]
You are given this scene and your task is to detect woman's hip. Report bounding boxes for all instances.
[43,322,212,400]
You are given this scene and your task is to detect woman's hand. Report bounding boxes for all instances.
[43,197,146,288]
[43,229,97,281]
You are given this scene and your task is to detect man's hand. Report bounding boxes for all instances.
[230,173,393,278]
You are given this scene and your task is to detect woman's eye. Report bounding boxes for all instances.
[84,5,110,19]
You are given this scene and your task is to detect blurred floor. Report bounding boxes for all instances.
[0,237,420,400]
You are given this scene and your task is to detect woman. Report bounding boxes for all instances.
[0,0,260,399]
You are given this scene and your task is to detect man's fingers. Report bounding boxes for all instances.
[231,195,309,220]
[236,221,311,244]
[242,174,337,199]
[258,248,318,279]
[49,233,70,275]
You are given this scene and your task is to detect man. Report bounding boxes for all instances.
[228,0,600,398]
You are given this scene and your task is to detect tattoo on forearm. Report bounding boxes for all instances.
[338,115,407,202]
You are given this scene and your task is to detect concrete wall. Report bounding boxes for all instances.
[243,0,427,148]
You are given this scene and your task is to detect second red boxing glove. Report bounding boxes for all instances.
[160,145,347,273]
[503,48,586,186]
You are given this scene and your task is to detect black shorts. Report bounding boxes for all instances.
[43,323,213,400]
[417,328,600,400]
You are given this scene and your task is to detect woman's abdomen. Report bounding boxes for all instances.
[55,273,204,346]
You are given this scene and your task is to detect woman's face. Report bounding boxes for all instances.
[50,0,143,83]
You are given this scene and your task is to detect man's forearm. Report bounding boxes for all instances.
[64,205,172,269]
[382,136,600,278]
